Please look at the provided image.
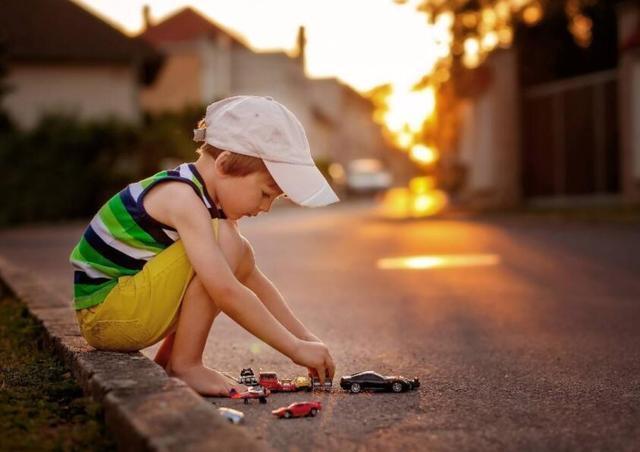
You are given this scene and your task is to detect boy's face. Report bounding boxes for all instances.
[215,166,284,221]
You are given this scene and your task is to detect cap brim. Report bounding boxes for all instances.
[263,160,340,207]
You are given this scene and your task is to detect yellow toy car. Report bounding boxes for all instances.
[293,376,312,392]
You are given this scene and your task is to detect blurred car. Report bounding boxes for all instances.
[345,159,392,195]
[293,375,312,391]
[229,386,270,404]
[311,376,333,391]
[238,368,259,386]
[340,371,420,393]
[218,407,245,424]
[258,372,297,392]
[272,401,322,419]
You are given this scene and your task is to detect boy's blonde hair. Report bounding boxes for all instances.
[195,118,267,177]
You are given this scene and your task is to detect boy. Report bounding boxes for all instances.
[70,96,338,396]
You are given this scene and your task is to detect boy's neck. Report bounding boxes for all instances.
[193,155,220,207]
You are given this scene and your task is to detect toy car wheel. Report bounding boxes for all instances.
[284,411,292,419]
[259,397,267,404]
[309,408,318,417]
[305,386,313,392]
[392,382,404,393]
[350,383,361,393]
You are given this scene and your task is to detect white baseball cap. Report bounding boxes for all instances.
[193,95,339,207]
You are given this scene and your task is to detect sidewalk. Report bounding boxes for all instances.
[0,254,261,451]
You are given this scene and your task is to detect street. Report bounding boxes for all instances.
[1,201,639,451]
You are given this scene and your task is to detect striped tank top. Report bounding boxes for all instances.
[69,163,225,310]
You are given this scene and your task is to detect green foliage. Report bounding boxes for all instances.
[0,106,205,226]
[0,115,136,224]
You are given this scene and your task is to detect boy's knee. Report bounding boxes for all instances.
[217,220,252,275]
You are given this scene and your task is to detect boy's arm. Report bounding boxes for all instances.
[166,186,299,356]
[238,246,319,343]
[146,183,334,382]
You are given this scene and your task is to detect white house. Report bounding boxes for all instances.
[0,0,161,129]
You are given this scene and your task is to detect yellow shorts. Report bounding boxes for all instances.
[76,219,219,352]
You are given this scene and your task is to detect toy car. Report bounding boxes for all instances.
[229,386,270,404]
[293,375,312,392]
[238,368,259,386]
[218,407,245,424]
[257,372,289,391]
[272,401,322,419]
[340,371,420,393]
[258,372,307,392]
[312,376,333,391]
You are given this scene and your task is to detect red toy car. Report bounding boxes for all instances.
[229,386,270,404]
[259,372,297,392]
[272,401,322,419]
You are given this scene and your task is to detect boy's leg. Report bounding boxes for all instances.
[165,274,245,396]
[153,331,175,368]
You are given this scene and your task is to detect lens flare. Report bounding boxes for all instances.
[410,144,438,165]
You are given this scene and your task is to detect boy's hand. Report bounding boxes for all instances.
[291,340,335,384]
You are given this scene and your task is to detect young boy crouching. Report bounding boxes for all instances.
[70,96,337,396]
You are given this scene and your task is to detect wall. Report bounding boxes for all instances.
[457,49,521,207]
[140,42,202,113]
[617,2,640,202]
[4,63,139,129]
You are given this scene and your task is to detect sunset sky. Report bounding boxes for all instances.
[71,0,440,93]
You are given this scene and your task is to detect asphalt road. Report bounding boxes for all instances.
[1,202,639,451]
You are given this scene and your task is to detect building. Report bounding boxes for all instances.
[456,0,640,207]
[0,0,161,129]
[139,7,398,179]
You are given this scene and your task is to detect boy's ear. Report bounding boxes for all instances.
[214,151,231,176]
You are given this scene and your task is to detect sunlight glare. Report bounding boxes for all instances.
[377,254,501,270]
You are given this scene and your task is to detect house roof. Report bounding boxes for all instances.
[141,7,248,49]
[0,0,162,84]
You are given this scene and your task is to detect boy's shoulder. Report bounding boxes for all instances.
[143,179,208,228]
[145,178,201,206]
[144,180,245,243]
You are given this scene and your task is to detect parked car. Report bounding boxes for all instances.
[340,371,420,393]
[218,407,245,424]
[345,159,392,195]
[272,401,322,419]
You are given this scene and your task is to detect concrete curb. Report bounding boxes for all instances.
[0,256,263,451]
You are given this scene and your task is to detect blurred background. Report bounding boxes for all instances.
[2,3,640,449]
[0,0,639,224]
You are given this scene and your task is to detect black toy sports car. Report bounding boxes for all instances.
[340,371,420,393]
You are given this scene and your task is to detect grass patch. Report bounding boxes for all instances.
[0,295,115,451]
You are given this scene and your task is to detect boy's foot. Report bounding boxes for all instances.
[167,364,247,397]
